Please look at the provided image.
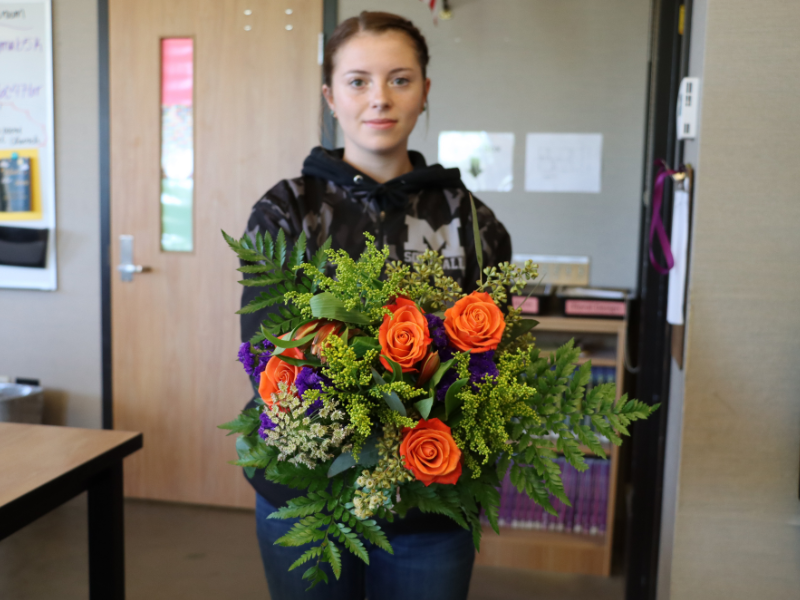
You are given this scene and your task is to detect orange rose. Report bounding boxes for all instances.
[258,347,304,410]
[400,418,462,486]
[444,291,505,353]
[378,297,432,373]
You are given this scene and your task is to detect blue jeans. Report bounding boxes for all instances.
[256,494,475,600]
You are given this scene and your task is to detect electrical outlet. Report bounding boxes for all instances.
[677,77,700,140]
[513,254,590,286]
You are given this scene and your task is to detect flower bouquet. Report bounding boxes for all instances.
[220,214,657,589]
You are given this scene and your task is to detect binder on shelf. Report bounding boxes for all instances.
[557,287,628,319]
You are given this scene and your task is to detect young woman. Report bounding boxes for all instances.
[240,11,511,600]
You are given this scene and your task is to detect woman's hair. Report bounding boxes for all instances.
[323,11,430,87]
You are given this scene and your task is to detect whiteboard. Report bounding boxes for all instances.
[0,0,56,290]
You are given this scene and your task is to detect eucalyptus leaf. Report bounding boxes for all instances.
[309,293,371,325]
[414,397,434,420]
[445,378,469,419]
[371,367,387,387]
[327,436,379,477]
[327,452,356,478]
[382,390,407,417]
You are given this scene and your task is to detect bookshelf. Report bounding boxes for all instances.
[474,316,627,576]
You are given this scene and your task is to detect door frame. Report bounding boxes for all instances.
[97,0,338,430]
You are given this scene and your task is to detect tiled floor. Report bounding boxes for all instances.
[0,495,624,599]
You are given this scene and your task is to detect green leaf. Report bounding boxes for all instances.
[335,523,369,564]
[350,336,380,358]
[429,358,455,390]
[382,356,404,383]
[276,228,287,267]
[325,541,342,579]
[506,318,539,340]
[310,237,332,271]
[354,519,393,555]
[218,407,260,435]
[414,397,434,420]
[268,495,327,519]
[383,392,408,417]
[469,193,483,281]
[371,367,387,387]
[261,328,316,349]
[309,293,371,325]
[288,231,307,270]
[288,545,324,572]
[272,354,322,368]
[445,378,469,419]
[372,368,407,416]
[327,452,355,478]
[327,436,379,477]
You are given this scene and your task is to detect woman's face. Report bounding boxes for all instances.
[323,31,430,158]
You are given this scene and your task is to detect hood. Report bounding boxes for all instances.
[301,146,463,211]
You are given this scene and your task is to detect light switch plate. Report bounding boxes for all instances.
[512,254,590,286]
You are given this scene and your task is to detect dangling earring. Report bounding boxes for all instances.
[422,102,428,113]
[330,109,336,118]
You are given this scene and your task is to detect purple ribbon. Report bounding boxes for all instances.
[649,162,676,275]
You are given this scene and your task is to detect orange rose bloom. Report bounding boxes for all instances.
[400,418,462,486]
[444,291,505,353]
[258,347,304,410]
[378,297,432,373]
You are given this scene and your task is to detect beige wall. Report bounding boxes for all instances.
[668,1,800,598]
[339,0,651,290]
[0,0,102,429]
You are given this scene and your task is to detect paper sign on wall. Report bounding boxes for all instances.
[438,131,514,192]
[525,133,603,193]
[0,0,57,290]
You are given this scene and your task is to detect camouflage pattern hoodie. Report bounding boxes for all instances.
[241,147,511,527]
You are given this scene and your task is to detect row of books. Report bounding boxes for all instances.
[483,457,611,536]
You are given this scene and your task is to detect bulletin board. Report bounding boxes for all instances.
[0,0,57,290]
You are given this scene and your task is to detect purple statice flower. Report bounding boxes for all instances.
[295,366,331,416]
[425,313,448,351]
[468,350,499,386]
[258,412,276,439]
[434,350,499,402]
[238,340,274,378]
[254,341,273,378]
[435,368,458,403]
[238,342,257,377]
[434,345,458,402]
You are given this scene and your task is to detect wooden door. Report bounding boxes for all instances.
[109,0,322,507]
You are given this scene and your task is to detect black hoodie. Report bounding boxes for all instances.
[239,147,511,533]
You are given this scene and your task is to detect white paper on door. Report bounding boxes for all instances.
[438,131,514,192]
[666,187,690,325]
[524,133,603,193]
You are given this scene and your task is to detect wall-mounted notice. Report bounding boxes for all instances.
[0,0,56,290]
[438,131,514,192]
[525,133,603,193]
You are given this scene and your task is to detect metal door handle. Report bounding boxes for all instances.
[118,235,151,282]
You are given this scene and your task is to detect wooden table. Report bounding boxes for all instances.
[0,422,142,599]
